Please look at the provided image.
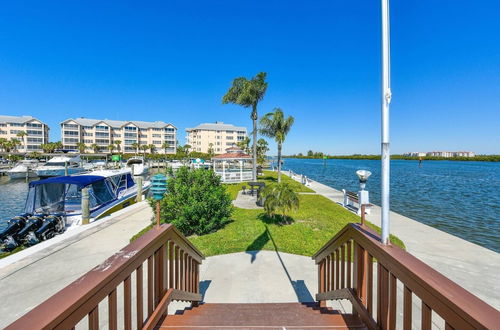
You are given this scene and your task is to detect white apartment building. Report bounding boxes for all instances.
[185,122,247,154]
[405,151,476,158]
[60,118,177,154]
[0,115,49,152]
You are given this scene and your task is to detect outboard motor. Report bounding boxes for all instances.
[0,214,29,241]
[30,215,65,244]
[0,214,29,252]
[16,215,44,244]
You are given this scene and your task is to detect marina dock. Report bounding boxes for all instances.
[0,201,153,328]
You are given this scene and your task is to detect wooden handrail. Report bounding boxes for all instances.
[6,223,204,330]
[313,223,500,330]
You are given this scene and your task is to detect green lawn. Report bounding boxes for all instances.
[131,170,404,257]
[189,194,404,257]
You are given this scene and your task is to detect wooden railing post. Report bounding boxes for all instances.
[318,259,326,307]
[354,242,368,306]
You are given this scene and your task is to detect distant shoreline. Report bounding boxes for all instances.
[283,155,500,162]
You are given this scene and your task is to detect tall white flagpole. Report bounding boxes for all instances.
[381,0,392,244]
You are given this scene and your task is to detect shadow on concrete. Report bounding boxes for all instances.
[266,226,314,302]
[245,230,270,263]
[199,280,212,302]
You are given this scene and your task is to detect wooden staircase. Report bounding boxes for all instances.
[158,302,366,329]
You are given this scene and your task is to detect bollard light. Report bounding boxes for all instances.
[356,170,372,190]
[151,174,168,201]
[151,174,168,227]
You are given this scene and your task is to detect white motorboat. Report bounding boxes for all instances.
[35,155,86,177]
[7,160,39,179]
[126,157,150,176]
[0,168,151,251]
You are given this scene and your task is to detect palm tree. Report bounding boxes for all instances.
[130,142,140,154]
[236,136,251,154]
[0,138,7,152]
[207,143,215,158]
[256,138,269,165]
[114,140,122,153]
[16,131,27,152]
[10,138,21,153]
[148,144,156,154]
[76,142,86,154]
[161,142,169,155]
[107,144,115,154]
[91,144,100,153]
[140,144,149,157]
[259,108,294,182]
[223,72,268,180]
[260,182,299,224]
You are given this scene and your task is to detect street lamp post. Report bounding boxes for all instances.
[356,170,372,225]
[381,0,392,244]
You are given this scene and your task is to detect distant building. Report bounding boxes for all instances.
[426,151,475,158]
[404,151,475,158]
[60,118,177,154]
[185,122,247,154]
[0,115,50,152]
[404,152,427,157]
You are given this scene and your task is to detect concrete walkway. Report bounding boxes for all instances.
[232,191,263,209]
[285,171,500,309]
[0,201,153,328]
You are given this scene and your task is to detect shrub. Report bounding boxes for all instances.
[153,167,233,236]
[260,182,299,224]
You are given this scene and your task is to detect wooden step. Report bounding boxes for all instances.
[158,303,367,329]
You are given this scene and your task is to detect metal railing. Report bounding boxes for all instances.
[6,223,204,330]
[312,223,499,330]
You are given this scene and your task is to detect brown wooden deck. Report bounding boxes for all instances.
[158,303,366,329]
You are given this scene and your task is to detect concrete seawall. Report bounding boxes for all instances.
[0,201,153,328]
[285,171,500,309]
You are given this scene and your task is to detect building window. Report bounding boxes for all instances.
[27,130,43,135]
[9,123,24,127]
[10,130,22,134]
[27,137,43,143]
[152,134,161,138]
[237,131,245,135]
[83,132,93,137]
[26,123,42,128]
[64,124,79,129]
[153,128,161,131]
[64,130,79,136]
[112,134,121,137]
[84,139,93,144]
[153,140,161,145]
[164,134,175,139]
[27,145,42,150]
[226,136,233,140]
[83,126,93,129]
[124,139,137,145]
[165,128,175,132]
[124,132,136,138]
[139,128,147,132]
[95,139,110,145]
[237,136,245,141]
[64,138,79,143]
[124,126,137,131]
[95,132,109,137]
[140,134,147,138]
[95,125,109,131]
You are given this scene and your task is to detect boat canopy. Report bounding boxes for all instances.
[29,175,105,188]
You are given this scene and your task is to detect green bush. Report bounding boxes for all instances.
[153,167,233,236]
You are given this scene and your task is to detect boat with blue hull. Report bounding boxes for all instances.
[0,168,151,251]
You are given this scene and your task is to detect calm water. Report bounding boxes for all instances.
[282,158,500,253]
[1,161,499,252]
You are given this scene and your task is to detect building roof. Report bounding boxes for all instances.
[61,117,177,129]
[0,115,45,124]
[212,146,251,160]
[185,121,247,132]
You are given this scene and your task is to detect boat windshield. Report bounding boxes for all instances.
[24,180,116,214]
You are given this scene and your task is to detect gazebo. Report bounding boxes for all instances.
[212,146,253,183]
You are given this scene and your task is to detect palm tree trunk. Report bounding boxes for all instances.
[277,143,282,183]
[252,105,258,181]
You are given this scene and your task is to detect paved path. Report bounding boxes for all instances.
[232,191,263,209]
[285,171,500,309]
[0,201,153,328]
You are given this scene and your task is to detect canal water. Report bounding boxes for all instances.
[282,158,500,253]
[1,160,499,252]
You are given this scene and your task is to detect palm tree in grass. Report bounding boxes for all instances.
[161,142,169,155]
[148,144,156,154]
[222,72,268,181]
[114,140,122,153]
[76,142,86,154]
[0,138,7,152]
[16,131,27,152]
[140,144,148,157]
[259,108,294,183]
[260,182,299,224]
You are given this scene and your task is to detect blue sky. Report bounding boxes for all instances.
[0,1,498,155]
